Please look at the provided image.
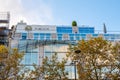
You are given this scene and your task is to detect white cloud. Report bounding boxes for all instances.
[0,0,53,28]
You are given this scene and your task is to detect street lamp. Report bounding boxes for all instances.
[71,50,81,80]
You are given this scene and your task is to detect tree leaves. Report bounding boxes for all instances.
[0,45,25,80]
[31,53,68,80]
[67,37,120,80]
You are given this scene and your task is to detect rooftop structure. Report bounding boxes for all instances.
[0,12,10,28]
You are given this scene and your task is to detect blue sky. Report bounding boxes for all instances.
[0,0,120,31]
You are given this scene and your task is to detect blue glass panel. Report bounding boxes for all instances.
[21,56,25,64]
[74,33,79,40]
[81,36,86,40]
[80,34,86,36]
[79,27,94,33]
[57,26,72,33]
[93,34,98,37]
[69,34,74,40]
[58,34,62,40]
[40,33,45,36]
[46,37,50,40]
[34,33,39,40]
[25,53,31,64]
[58,37,62,40]
[40,33,45,40]
[45,33,51,40]
[76,35,80,40]
[45,53,52,58]
[69,34,74,36]
[107,34,114,40]
[104,34,109,36]
[45,33,51,36]
[22,33,27,40]
[58,34,62,36]
[31,53,38,64]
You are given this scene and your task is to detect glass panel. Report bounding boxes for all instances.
[57,26,72,33]
[58,34,62,40]
[31,53,38,64]
[25,53,31,64]
[22,33,27,40]
[40,33,45,40]
[79,27,94,33]
[34,33,39,40]
[92,34,98,37]
[69,34,74,40]
[45,33,51,40]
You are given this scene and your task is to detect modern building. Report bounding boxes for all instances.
[11,21,120,79]
[0,12,10,46]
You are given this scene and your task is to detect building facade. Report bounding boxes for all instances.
[0,12,10,46]
[11,21,120,79]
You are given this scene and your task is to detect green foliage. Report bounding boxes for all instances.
[25,26,32,31]
[0,46,26,80]
[72,21,77,26]
[67,37,120,80]
[0,45,8,61]
[31,53,68,80]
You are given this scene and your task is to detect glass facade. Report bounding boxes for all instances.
[19,33,120,41]
[11,22,120,79]
[22,33,27,40]
[79,27,94,33]
[57,26,72,33]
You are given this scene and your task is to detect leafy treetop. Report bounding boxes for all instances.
[72,21,77,26]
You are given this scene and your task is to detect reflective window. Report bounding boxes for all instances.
[44,44,68,59]
[92,34,98,37]
[40,33,45,40]
[74,34,80,40]
[65,66,76,79]
[79,27,94,33]
[57,27,72,33]
[45,33,51,40]
[69,34,74,41]
[80,34,86,40]
[58,34,62,40]
[22,53,38,65]
[34,33,39,40]
[25,53,31,64]
[31,53,38,64]
[22,33,27,40]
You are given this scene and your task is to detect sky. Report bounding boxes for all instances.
[0,0,120,32]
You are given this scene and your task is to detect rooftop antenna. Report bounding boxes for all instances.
[103,23,107,34]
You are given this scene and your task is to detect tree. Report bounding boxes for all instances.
[67,37,120,80]
[30,53,68,80]
[0,45,8,61]
[25,26,32,32]
[0,45,27,80]
[72,21,77,27]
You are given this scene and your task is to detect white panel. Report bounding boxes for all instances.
[32,25,56,33]
[16,24,56,33]
[11,40,19,48]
